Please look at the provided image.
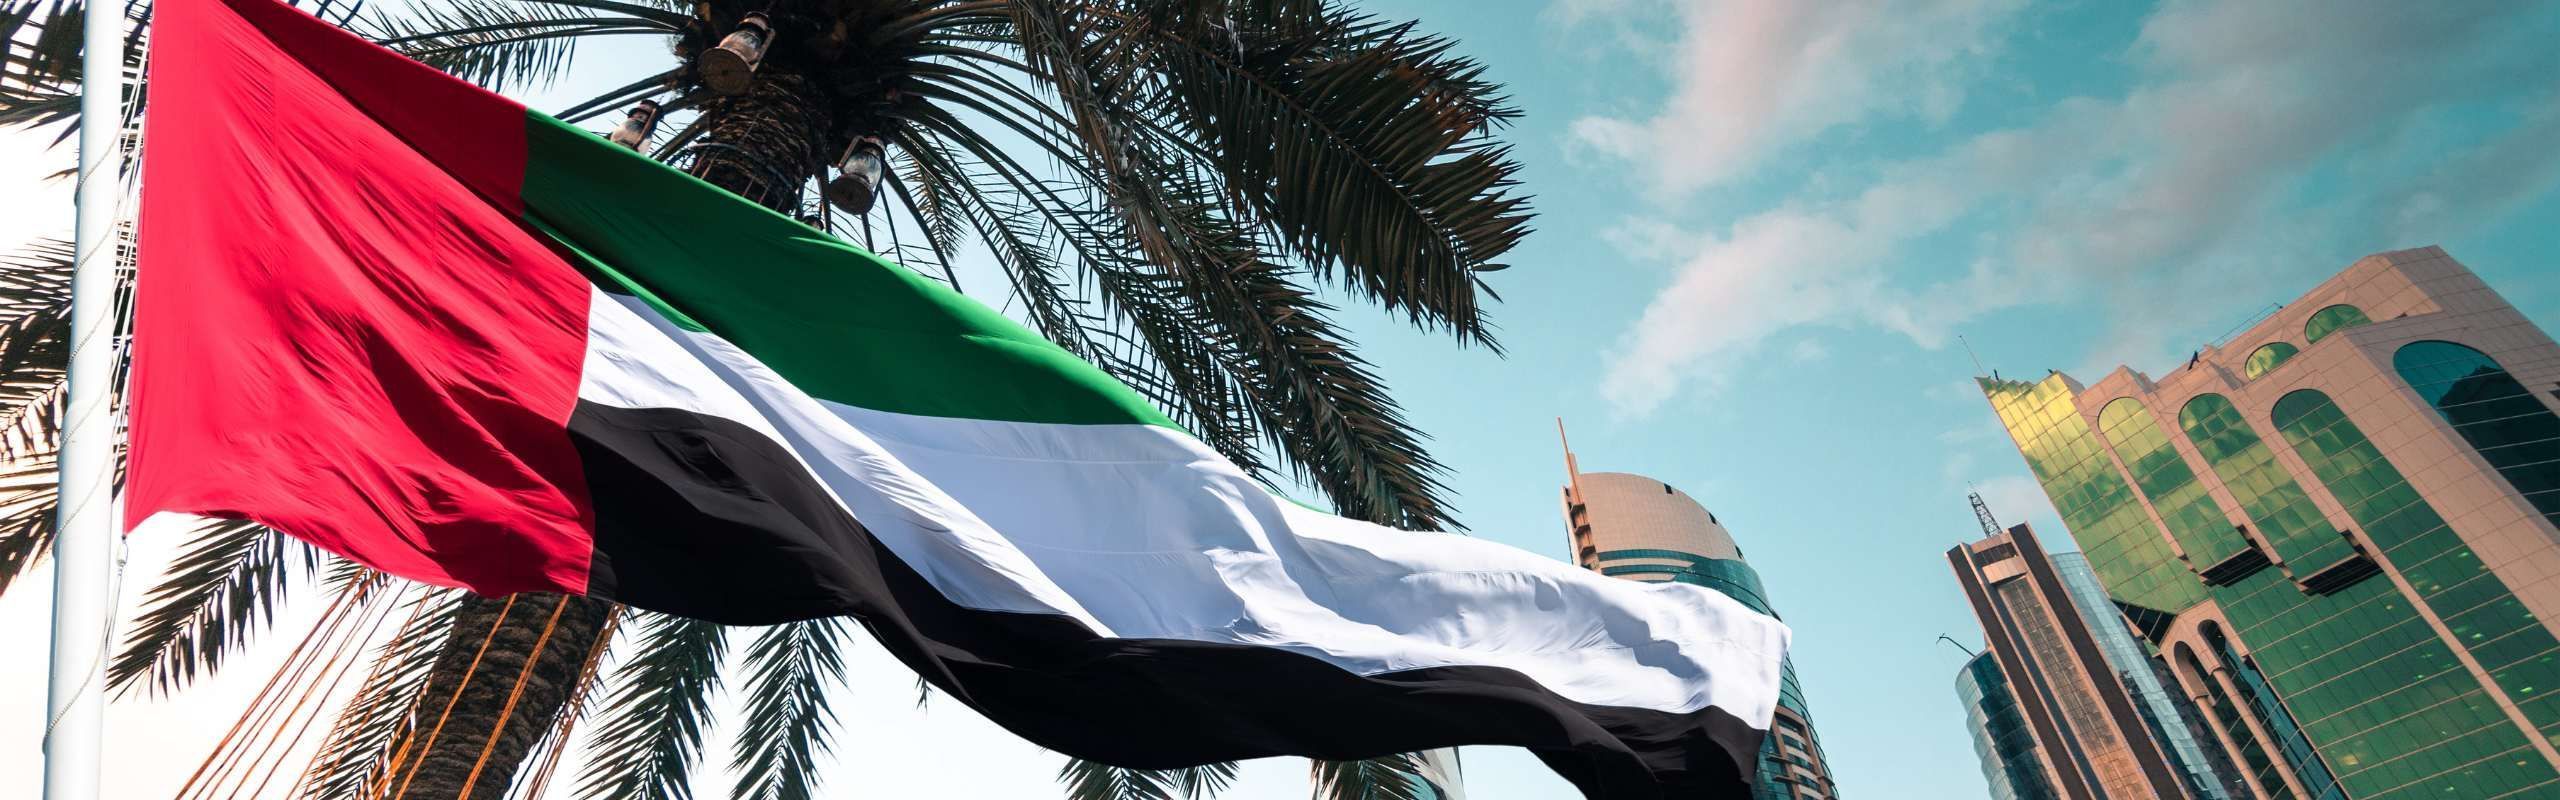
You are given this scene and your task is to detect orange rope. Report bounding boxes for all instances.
[234,581,405,800]
[515,605,623,800]
[353,589,469,800]
[381,593,518,800]
[219,579,387,799]
[455,595,573,800]
[289,582,434,798]
[174,578,368,800]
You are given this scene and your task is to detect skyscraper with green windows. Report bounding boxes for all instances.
[1979,247,2560,799]
[1560,439,1841,799]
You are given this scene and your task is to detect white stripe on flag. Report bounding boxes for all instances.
[579,287,1790,722]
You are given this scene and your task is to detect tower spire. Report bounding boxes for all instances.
[1969,487,2004,537]
[1557,417,1580,480]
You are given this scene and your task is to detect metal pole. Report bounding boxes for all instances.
[44,0,127,795]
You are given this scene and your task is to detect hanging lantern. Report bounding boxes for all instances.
[606,99,661,150]
[700,12,772,95]
[826,136,887,215]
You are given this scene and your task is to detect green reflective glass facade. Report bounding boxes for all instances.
[2304,305,2371,344]
[2248,343,2301,380]
[1989,373,2560,799]
[1960,652,2063,800]
[2101,398,2252,567]
[1986,377,2204,615]
[2179,394,2349,577]
[2392,341,2560,529]
[2272,390,2560,767]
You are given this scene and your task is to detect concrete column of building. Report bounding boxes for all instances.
[2190,646,2316,800]
[2161,612,2311,800]
[2162,654,2280,800]
[2007,528,2194,798]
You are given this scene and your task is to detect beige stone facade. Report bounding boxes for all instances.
[1984,247,2560,798]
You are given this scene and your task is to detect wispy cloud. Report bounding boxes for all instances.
[1566,0,2026,196]
[1590,0,2560,417]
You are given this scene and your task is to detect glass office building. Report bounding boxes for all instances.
[1561,448,1840,799]
[1950,522,2246,799]
[1950,519,2252,799]
[2051,552,2253,800]
[1960,651,2064,800]
[1980,247,2560,799]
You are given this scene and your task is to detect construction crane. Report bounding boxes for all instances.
[1970,488,2005,537]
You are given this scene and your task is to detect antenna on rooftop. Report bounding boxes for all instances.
[1958,333,1987,375]
[1937,634,1979,659]
[1557,417,1581,481]
[1969,486,2004,537]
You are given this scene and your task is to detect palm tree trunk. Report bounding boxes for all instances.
[389,65,832,800]
[392,593,614,800]
[685,71,832,216]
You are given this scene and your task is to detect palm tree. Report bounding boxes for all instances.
[0,1,1531,798]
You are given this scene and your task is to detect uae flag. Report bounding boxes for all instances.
[123,0,1791,795]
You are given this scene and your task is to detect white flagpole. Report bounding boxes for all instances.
[43,0,127,795]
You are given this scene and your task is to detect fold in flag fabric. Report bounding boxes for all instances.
[125,0,1790,795]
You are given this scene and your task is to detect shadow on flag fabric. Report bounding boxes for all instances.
[122,0,1791,795]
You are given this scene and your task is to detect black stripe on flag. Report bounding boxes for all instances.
[565,401,1766,798]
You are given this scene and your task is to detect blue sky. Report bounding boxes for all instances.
[5,1,2560,798]
[1287,0,2560,797]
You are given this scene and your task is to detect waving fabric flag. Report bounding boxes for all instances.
[124,0,1790,795]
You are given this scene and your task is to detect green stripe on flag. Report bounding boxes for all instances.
[517,113,1173,430]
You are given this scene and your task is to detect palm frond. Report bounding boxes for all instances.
[1176,760,1239,798]
[361,0,677,93]
[915,128,1267,476]
[0,0,92,89]
[728,618,848,800]
[293,586,468,800]
[575,613,728,800]
[1147,7,1529,347]
[1055,758,1232,800]
[1312,754,1428,800]
[1056,758,1175,800]
[0,452,55,596]
[0,238,71,463]
[1004,0,1456,528]
[108,517,317,694]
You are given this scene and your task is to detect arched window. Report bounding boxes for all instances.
[2176,394,2332,571]
[2098,398,2247,562]
[2301,304,2369,344]
[2393,341,2560,528]
[2243,342,2298,379]
[2274,387,2560,756]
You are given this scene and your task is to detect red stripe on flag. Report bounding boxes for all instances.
[125,0,598,596]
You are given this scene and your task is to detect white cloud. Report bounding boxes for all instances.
[1974,473,2066,545]
[1597,0,2560,417]
[1565,0,2025,196]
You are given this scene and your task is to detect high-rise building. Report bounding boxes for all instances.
[1560,441,1839,799]
[1949,521,2251,800]
[1978,247,2560,798]
[1958,649,2064,800]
